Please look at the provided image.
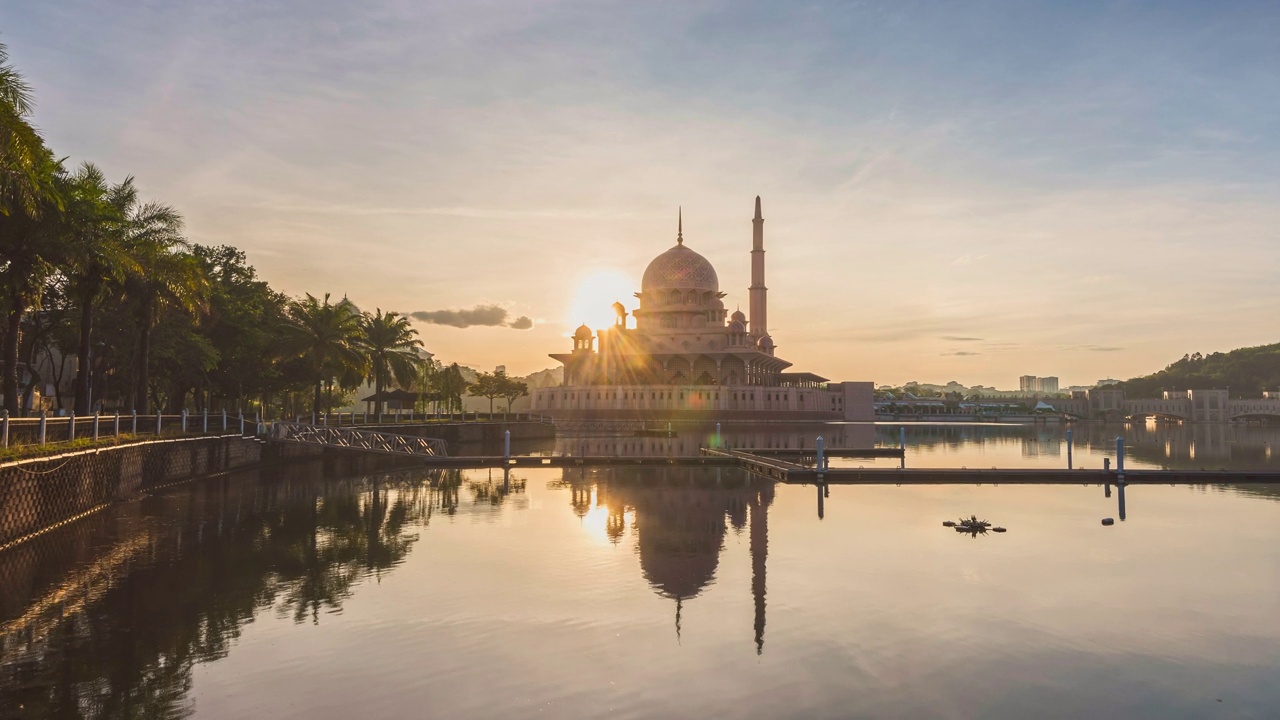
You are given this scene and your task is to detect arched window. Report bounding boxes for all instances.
[668,290,682,305]
[661,315,677,329]
[686,290,698,304]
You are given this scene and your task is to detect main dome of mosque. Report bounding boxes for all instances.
[641,242,719,293]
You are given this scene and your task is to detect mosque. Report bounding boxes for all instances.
[530,197,873,420]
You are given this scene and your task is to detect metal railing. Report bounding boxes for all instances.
[272,422,449,458]
[0,410,262,451]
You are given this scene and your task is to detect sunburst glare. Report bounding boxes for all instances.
[567,269,635,332]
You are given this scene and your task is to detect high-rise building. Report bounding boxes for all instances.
[1019,375,1060,393]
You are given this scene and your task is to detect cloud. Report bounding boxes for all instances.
[941,351,981,356]
[942,336,983,342]
[410,305,533,330]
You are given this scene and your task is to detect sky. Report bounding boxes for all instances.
[6,1,1280,388]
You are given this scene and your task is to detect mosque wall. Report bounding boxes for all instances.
[531,383,872,421]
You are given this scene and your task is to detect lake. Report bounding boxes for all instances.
[2,423,1279,719]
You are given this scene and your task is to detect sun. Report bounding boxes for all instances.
[567,269,635,333]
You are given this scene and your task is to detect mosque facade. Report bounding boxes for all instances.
[530,197,873,420]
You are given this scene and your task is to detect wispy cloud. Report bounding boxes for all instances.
[942,336,983,342]
[941,351,980,356]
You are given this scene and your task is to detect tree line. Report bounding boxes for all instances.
[1116,344,1280,399]
[0,43,525,419]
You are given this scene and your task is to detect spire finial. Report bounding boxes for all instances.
[677,207,683,245]
[754,195,762,221]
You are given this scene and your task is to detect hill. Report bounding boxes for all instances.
[1117,343,1280,398]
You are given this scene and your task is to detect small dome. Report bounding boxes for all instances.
[642,243,719,293]
[756,334,774,350]
[574,324,593,338]
[730,309,746,322]
[728,319,746,333]
[612,301,626,314]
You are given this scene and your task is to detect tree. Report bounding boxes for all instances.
[122,229,206,413]
[358,309,423,416]
[278,293,365,415]
[0,43,63,414]
[437,363,466,413]
[499,373,528,415]
[469,371,503,415]
[192,244,288,413]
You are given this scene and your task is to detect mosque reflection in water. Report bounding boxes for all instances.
[558,467,774,654]
[0,461,776,716]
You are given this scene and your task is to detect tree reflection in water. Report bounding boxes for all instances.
[0,460,465,719]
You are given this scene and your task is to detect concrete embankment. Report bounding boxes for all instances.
[0,435,300,551]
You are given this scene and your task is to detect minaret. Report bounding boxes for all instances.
[749,196,767,339]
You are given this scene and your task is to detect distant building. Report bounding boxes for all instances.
[1019,375,1059,394]
[1096,378,1120,387]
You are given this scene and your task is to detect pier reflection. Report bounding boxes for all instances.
[557,467,775,654]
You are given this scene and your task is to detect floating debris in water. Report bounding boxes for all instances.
[1101,518,1115,526]
[992,527,1007,533]
[942,521,956,527]
[951,515,996,537]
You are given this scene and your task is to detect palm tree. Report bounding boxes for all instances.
[358,309,423,417]
[0,42,63,415]
[278,293,365,415]
[123,229,207,414]
[61,163,140,413]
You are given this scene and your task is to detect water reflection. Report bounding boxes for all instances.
[0,462,459,719]
[556,467,774,654]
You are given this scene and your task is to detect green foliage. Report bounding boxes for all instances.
[1117,344,1280,398]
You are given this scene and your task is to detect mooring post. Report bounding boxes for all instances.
[93,412,100,440]
[817,482,825,520]
[239,412,245,435]
[311,412,316,425]
[69,412,76,442]
[1066,429,1074,470]
[156,412,163,436]
[114,413,120,437]
[816,435,825,472]
[1117,481,1127,521]
[1116,436,1125,481]
[181,411,187,434]
[504,429,511,464]
[203,409,208,434]
[715,422,721,448]
[222,409,228,431]
[39,411,47,446]
[131,410,137,435]
[1,410,7,449]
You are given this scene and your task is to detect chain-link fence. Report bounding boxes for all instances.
[0,436,263,551]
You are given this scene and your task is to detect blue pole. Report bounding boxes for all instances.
[1066,429,1074,470]
[715,422,721,448]
[816,435,825,471]
[504,429,511,463]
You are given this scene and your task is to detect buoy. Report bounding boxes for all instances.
[942,521,956,527]
[992,527,1006,533]
[1101,518,1115,526]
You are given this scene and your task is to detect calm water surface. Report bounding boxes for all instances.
[3,424,1280,719]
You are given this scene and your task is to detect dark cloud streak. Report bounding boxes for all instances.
[410,304,533,330]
